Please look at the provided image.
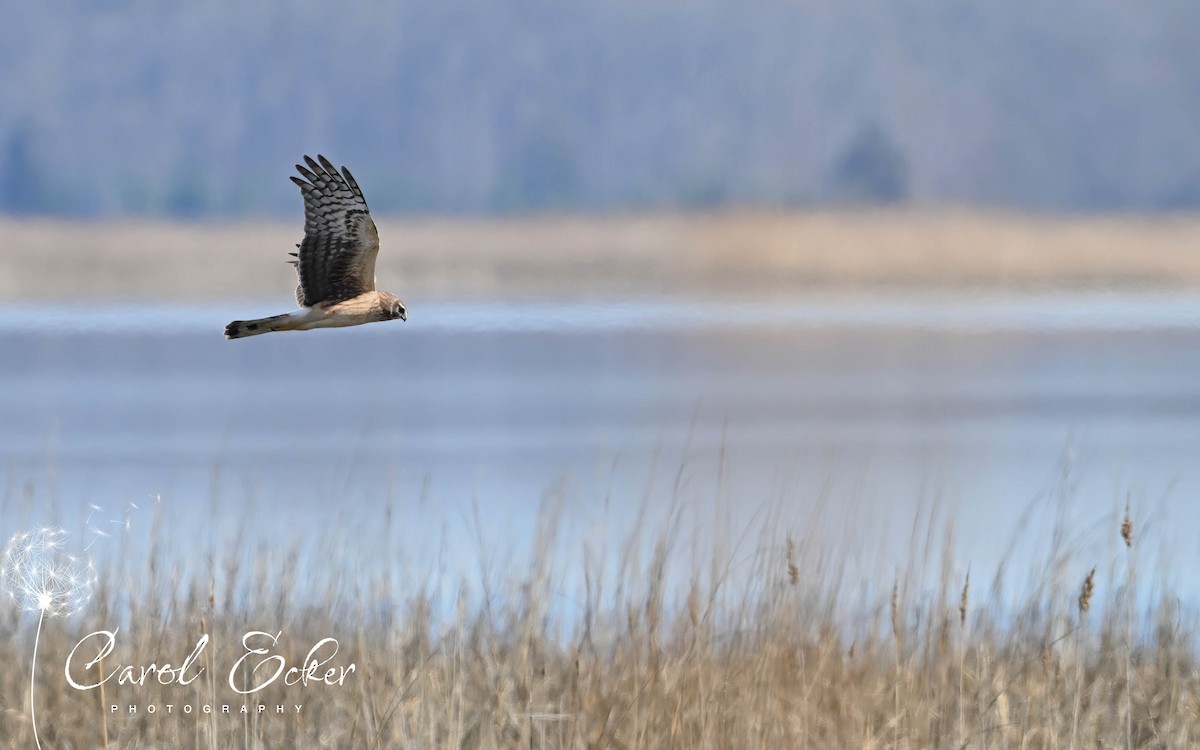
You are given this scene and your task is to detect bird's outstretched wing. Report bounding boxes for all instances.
[289,155,380,306]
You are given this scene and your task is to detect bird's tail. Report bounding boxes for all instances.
[224,313,300,339]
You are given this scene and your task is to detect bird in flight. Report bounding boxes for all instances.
[225,155,407,339]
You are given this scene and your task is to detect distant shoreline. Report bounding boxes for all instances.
[3,211,1199,301]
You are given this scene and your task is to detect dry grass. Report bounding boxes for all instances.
[3,211,1200,302]
[0,488,1194,749]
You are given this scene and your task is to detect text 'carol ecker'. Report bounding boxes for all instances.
[64,629,356,694]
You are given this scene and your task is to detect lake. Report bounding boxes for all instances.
[1,293,1199,607]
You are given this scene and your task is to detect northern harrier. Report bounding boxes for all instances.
[224,155,407,339]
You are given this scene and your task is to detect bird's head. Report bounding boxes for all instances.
[381,293,407,322]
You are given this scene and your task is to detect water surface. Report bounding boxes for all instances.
[1,294,1197,605]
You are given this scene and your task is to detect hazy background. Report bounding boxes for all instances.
[1,1,1199,609]
[2,0,1199,218]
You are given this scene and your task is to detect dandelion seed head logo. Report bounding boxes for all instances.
[3,527,98,749]
[2,527,96,618]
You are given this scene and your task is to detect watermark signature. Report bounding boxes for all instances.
[66,629,356,694]
[2,516,356,748]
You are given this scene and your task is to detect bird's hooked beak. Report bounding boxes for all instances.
[399,309,407,322]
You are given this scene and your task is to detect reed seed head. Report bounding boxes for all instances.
[786,536,799,587]
[1078,566,1096,615]
[959,571,970,627]
[891,578,901,641]
[1121,498,1133,549]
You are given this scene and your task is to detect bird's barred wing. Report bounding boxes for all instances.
[289,155,380,306]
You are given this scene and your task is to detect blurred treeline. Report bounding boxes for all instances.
[1,0,1198,217]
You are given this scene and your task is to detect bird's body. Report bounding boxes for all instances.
[225,155,406,339]
[224,291,405,338]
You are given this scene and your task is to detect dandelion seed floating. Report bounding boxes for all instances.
[2,527,97,750]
